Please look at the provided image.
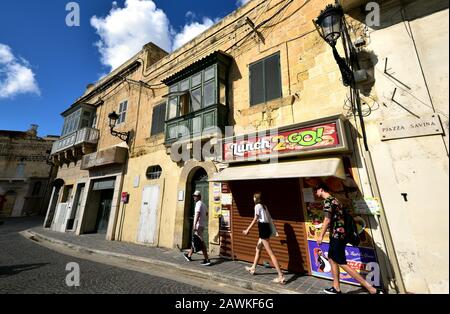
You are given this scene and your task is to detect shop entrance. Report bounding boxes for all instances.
[187,168,209,249]
[95,189,114,234]
[67,183,85,231]
[229,178,310,274]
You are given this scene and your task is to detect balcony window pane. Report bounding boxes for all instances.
[220,81,227,105]
[191,88,202,111]
[192,73,202,87]
[203,111,215,129]
[180,79,190,91]
[168,97,178,119]
[169,84,179,93]
[204,80,215,107]
[192,116,202,134]
[179,121,190,137]
[204,66,215,81]
[74,117,80,130]
[168,124,177,139]
[180,93,190,116]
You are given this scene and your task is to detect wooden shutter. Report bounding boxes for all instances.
[151,103,166,136]
[229,179,310,274]
[264,53,282,102]
[249,60,265,106]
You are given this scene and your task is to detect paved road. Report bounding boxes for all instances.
[0,217,220,294]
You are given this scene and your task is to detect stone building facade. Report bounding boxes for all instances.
[0,125,57,217]
[46,0,448,293]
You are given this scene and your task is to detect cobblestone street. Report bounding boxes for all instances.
[0,217,218,294]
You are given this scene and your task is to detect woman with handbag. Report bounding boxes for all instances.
[242,192,286,285]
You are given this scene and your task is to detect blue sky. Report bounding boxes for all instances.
[0,0,249,136]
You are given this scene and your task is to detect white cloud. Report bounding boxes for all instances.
[0,43,40,99]
[237,0,251,6]
[91,0,172,71]
[91,0,218,72]
[172,18,215,51]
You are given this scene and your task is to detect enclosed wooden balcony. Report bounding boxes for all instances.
[51,127,99,165]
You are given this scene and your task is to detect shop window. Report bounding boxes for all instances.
[117,100,128,124]
[146,165,162,180]
[151,103,167,136]
[249,52,282,106]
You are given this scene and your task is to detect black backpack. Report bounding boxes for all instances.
[343,207,360,246]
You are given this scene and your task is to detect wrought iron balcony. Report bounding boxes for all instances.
[50,127,99,165]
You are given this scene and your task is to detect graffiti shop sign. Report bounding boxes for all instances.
[223,118,348,162]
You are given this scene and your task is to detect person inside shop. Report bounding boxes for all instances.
[183,191,211,266]
[242,192,286,285]
[315,183,382,294]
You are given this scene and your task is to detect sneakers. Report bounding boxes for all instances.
[183,253,192,262]
[324,287,342,294]
[200,259,212,266]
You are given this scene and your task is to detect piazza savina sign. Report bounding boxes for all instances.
[221,116,349,163]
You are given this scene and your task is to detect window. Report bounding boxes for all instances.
[91,114,98,128]
[167,65,218,120]
[146,165,162,180]
[61,109,82,136]
[249,52,282,106]
[16,163,25,178]
[151,103,167,136]
[118,100,128,124]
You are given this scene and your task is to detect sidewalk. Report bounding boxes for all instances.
[22,227,365,294]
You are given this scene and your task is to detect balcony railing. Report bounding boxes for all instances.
[51,127,99,155]
[165,104,228,145]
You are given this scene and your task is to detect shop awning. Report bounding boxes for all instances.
[210,158,346,182]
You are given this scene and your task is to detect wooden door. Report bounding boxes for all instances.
[137,185,160,244]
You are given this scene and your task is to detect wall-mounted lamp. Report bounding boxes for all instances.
[108,111,130,144]
[313,3,354,87]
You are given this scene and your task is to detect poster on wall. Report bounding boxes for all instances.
[304,202,374,248]
[220,209,231,230]
[308,240,381,287]
[213,183,222,218]
[302,178,381,287]
[353,197,381,216]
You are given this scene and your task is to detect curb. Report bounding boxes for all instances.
[20,229,300,294]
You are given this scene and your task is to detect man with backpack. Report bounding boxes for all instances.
[315,183,381,294]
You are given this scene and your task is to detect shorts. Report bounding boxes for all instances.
[195,226,205,242]
[258,222,271,240]
[328,238,347,265]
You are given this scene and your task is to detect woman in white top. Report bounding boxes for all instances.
[242,192,286,285]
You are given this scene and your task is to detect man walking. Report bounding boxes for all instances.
[184,190,211,266]
[315,183,381,294]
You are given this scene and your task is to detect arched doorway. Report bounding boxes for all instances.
[187,168,209,249]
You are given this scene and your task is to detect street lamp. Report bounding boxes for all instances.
[314,3,354,87]
[314,4,344,47]
[108,111,130,144]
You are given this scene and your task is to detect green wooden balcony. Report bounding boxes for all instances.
[165,103,228,145]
